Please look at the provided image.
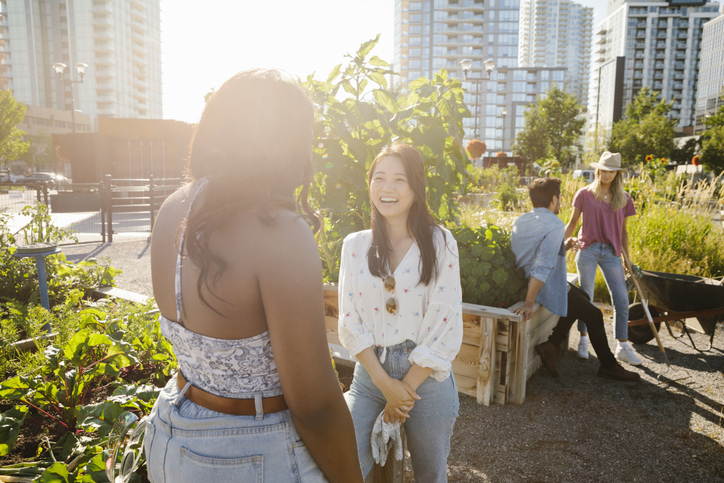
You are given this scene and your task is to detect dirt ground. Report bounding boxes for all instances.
[63,239,724,483]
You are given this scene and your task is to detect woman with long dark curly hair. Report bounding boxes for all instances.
[339,143,463,481]
[145,69,362,482]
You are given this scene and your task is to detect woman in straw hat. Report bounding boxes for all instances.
[563,151,642,366]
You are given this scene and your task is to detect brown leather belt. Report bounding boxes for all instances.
[176,372,288,416]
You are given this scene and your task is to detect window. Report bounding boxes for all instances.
[409,59,421,68]
[409,36,421,45]
[409,2,422,11]
[409,48,422,57]
[410,13,422,22]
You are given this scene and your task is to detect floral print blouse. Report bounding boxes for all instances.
[338,227,463,381]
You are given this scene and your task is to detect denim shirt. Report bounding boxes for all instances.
[511,208,568,317]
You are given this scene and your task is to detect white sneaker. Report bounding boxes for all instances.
[576,336,589,360]
[615,343,643,366]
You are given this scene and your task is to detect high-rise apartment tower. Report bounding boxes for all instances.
[0,0,162,125]
[518,0,593,106]
[393,0,566,155]
[589,0,720,132]
[695,13,724,131]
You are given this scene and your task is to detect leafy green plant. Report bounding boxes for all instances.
[0,207,119,307]
[450,224,527,308]
[466,165,518,194]
[304,36,471,282]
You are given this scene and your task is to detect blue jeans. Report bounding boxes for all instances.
[344,340,459,482]
[144,376,326,482]
[575,242,629,340]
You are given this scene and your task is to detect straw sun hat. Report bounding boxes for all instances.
[590,151,624,171]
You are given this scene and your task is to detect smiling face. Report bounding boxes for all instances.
[369,155,416,226]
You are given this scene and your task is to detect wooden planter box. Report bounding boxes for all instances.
[324,281,571,406]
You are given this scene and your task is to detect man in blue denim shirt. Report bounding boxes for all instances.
[511,178,639,382]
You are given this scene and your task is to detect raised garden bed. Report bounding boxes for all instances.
[323,279,575,406]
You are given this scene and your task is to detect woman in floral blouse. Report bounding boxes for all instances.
[339,143,463,481]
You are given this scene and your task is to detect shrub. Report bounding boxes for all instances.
[450,224,527,307]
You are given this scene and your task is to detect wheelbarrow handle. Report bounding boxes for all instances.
[621,251,670,365]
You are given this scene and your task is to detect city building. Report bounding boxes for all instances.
[0,0,162,125]
[393,0,566,156]
[20,105,91,172]
[518,0,593,106]
[480,66,566,159]
[589,0,721,133]
[695,13,724,132]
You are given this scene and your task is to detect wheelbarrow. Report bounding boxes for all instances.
[627,269,724,352]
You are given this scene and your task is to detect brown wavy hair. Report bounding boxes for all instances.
[367,143,442,286]
[183,69,319,313]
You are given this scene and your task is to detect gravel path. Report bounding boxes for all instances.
[62,240,724,482]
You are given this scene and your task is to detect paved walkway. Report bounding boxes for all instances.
[62,239,154,297]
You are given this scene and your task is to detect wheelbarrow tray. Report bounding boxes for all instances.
[636,270,724,315]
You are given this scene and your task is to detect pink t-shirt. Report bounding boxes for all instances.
[573,188,636,256]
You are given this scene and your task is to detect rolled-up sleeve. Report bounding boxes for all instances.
[409,234,463,381]
[530,226,564,284]
[338,237,374,361]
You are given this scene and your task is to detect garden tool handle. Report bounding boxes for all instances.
[622,251,670,365]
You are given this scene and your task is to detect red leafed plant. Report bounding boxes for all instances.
[692,155,701,166]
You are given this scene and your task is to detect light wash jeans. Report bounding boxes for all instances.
[144,375,326,482]
[344,340,459,483]
[575,242,630,340]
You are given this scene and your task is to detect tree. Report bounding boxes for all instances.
[512,107,550,163]
[608,87,675,165]
[512,84,584,165]
[0,90,30,167]
[671,137,699,165]
[582,124,610,167]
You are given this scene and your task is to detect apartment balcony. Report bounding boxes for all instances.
[93,28,114,40]
[93,14,113,28]
[95,93,117,102]
[92,2,113,14]
[94,55,114,66]
[96,107,118,117]
[675,41,687,49]
[653,81,663,89]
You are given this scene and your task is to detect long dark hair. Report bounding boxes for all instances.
[183,69,319,313]
[367,143,441,285]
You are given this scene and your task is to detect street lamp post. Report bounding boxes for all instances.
[501,107,508,155]
[53,62,88,134]
[460,58,495,142]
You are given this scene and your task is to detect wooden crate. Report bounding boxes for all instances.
[323,284,564,406]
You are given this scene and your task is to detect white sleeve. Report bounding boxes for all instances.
[338,237,375,361]
[408,231,463,381]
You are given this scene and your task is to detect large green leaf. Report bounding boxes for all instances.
[373,89,399,114]
[0,405,28,455]
[357,35,380,59]
[38,462,74,483]
[327,63,342,82]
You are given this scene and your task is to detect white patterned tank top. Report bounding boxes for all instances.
[158,179,282,398]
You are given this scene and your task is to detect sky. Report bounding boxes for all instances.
[160,0,607,124]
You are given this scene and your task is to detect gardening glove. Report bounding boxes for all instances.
[370,410,403,466]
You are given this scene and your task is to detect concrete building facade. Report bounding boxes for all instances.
[518,0,593,106]
[0,0,162,125]
[589,0,720,132]
[695,13,724,131]
[393,0,567,155]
